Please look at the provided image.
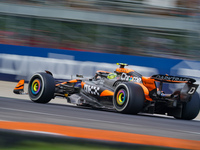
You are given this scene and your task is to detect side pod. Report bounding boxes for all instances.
[13,79,25,94]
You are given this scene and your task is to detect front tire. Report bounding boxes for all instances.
[28,72,55,103]
[113,82,145,114]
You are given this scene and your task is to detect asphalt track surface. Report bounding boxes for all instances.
[0,81,200,149]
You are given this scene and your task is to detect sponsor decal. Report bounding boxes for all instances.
[117,68,129,73]
[121,73,141,82]
[188,87,196,95]
[129,76,142,82]
[155,75,190,82]
[121,73,130,81]
[84,84,100,95]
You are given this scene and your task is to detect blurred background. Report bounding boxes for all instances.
[0,0,199,60]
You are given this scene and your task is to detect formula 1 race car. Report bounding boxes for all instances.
[13,63,200,120]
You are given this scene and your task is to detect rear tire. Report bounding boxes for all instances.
[113,82,145,114]
[180,92,200,120]
[28,72,55,103]
[173,91,200,120]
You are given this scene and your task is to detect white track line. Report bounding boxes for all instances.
[0,106,200,136]
[0,107,142,127]
[16,129,65,136]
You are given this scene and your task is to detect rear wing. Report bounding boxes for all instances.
[151,74,196,83]
[151,74,198,100]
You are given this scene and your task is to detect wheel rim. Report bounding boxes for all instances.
[116,89,126,106]
[31,79,41,95]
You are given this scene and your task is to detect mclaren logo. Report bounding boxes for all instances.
[84,84,100,95]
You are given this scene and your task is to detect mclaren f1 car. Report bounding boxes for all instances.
[13,63,200,120]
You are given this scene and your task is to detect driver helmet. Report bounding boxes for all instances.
[107,73,117,79]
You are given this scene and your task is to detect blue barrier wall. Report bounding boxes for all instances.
[0,44,182,75]
[0,43,200,92]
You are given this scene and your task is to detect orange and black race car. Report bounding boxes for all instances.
[13,63,200,120]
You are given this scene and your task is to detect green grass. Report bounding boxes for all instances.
[0,128,175,150]
[0,141,174,150]
[1,142,117,150]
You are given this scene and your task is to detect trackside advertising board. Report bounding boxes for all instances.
[0,44,200,94]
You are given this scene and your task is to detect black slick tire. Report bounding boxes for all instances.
[28,72,55,103]
[180,92,200,120]
[113,82,145,114]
